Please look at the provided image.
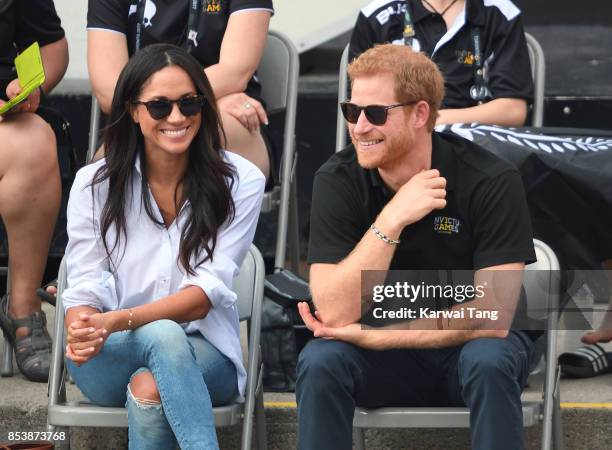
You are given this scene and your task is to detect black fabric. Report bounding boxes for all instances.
[87,0,273,101]
[445,124,612,268]
[0,0,64,98]
[349,0,533,108]
[308,131,536,271]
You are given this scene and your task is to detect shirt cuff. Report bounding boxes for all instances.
[179,271,237,309]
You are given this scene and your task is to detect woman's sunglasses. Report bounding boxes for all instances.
[340,101,416,126]
[133,95,205,120]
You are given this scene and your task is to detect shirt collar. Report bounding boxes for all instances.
[134,152,143,177]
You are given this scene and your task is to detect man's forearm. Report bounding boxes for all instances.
[364,328,509,350]
[311,216,402,327]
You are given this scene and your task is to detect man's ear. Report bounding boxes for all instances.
[411,101,431,130]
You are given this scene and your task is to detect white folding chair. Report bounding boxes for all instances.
[47,245,267,450]
[335,32,546,152]
[86,30,301,274]
[352,239,564,450]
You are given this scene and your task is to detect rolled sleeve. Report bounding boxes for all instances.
[179,154,265,309]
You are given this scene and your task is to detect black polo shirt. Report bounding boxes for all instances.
[308,132,536,271]
[0,0,65,100]
[87,0,274,100]
[349,0,533,108]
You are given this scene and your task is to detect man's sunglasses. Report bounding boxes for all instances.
[133,95,205,120]
[340,101,416,126]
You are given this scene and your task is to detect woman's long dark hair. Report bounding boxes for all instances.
[92,43,235,275]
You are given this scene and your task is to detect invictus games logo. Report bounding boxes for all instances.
[433,216,461,234]
[205,0,221,13]
[456,49,475,66]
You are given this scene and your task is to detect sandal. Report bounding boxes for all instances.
[558,343,612,378]
[0,294,52,382]
[36,279,57,307]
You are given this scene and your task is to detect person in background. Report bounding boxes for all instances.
[87,0,274,180]
[62,44,264,449]
[350,0,533,126]
[0,0,67,382]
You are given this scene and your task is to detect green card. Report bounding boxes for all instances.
[0,42,46,115]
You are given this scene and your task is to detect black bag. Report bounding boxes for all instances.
[261,269,313,392]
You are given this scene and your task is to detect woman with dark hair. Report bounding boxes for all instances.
[61,43,265,449]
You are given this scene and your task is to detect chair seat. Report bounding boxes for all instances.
[48,401,244,428]
[354,401,542,428]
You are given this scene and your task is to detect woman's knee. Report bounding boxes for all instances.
[129,369,160,404]
[137,320,193,356]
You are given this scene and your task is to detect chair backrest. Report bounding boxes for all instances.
[258,31,299,115]
[335,44,351,153]
[235,245,266,322]
[525,32,546,128]
[256,30,301,271]
[335,32,546,152]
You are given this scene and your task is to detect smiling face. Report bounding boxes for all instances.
[131,65,201,160]
[348,72,415,171]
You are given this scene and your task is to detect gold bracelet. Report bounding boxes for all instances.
[127,309,134,330]
[370,224,400,245]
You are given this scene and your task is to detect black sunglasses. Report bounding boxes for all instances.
[133,95,205,120]
[340,101,416,125]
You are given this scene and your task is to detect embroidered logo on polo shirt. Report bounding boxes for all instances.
[433,216,461,234]
[205,0,221,14]
[456,49,475,66]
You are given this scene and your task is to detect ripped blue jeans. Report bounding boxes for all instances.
[67,320,238,450]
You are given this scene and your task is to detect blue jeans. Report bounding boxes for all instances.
[67,319,238,450]
[296,331,534,450]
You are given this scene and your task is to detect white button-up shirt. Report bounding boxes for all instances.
[62,151,265,399]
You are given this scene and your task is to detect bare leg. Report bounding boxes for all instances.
[220,112,270,181]
[0,113,61,336]
[581,259,612,344]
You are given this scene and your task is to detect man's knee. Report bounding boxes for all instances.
[297,339,358,389]
[459,338,521,384]
[129,370,160,404]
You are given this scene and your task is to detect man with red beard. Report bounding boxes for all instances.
[296,44,539,450]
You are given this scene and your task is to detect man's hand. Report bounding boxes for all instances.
[5,78,41,114]
[378,169,446,232]
[65,311,118,365]
[298,302,385,350]
[217,92,268,134]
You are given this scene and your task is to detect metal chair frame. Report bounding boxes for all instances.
[351,239,564,450]
[47,245,267,450]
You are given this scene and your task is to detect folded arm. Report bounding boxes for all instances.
[436,98,527,127]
